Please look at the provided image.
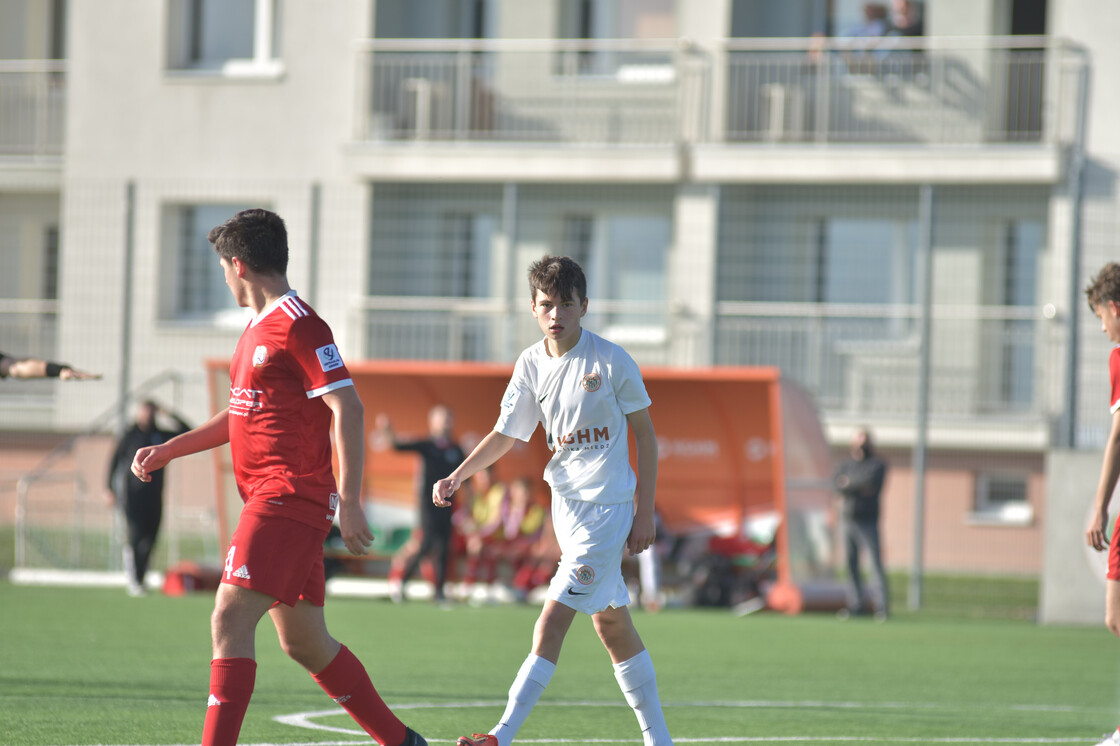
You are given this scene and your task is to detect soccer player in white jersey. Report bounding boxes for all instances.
[1085,262,1120,746]
[130,209,426,746]
[433,255,673,746]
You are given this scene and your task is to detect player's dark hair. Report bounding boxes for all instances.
[1086,262,1120,311]
[528,255,587,303]
[208,208,289,276]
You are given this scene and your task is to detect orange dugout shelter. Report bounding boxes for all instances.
[205,360,840,613]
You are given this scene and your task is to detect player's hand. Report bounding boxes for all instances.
[130,445,168,483]
[59,367,101,380]
[1087,510,1111,552]
[433,475,460,508]
[338,499,374,556]
[627,511,657,556]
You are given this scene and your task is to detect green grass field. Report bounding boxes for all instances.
[1,580,1117,746]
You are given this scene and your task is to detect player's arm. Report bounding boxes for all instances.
[131,408,231,482]
[1089,406,1120,551]
[5,355,100,380]
[323,385,374,556]
[626,406,659,556]
[433,430,516,507]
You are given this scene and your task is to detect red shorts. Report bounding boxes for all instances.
[1109,515,1120,581]
[223,512,329,607]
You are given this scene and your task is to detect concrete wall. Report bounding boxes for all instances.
[1040,449,1109,625]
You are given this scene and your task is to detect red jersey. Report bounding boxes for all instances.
[228,292,353,528]
[1111,347,1120,415]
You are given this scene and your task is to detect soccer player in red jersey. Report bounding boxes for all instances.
[131,209,426,746]
[1086,262,1120,746]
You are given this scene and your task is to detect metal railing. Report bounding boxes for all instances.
[0,60,65,157]
[354,38,707,145]
[714,302,1063,424]
[353,36,1084,148]
[348,296,1061,425]
[349,295,694,366]
[722,35,1082,145]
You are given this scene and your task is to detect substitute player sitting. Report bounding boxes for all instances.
[131,208,425,746]
[433,255,673,746]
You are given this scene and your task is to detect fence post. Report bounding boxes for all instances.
[909,183,935,611]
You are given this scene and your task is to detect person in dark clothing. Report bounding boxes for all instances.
[106,399,190,595]
[377,405,464,604]
[834,428,889,620]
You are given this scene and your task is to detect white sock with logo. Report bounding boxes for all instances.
[614,649,673,746]
[490,654,555,746]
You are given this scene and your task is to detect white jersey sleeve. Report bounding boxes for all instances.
[495,352,544,441]
[611,347,652,416]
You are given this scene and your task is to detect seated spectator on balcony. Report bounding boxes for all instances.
[0,351,100,380]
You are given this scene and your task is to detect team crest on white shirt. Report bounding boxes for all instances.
[252,345,268,367]
[581,372,601,392]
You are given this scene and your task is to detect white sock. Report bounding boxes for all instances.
[613,649,673,746]
[490,654,555,746]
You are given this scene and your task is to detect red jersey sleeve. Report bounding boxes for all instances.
[1110,347,1120,414]
[287,315,353,398]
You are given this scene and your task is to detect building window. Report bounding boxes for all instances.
[556,0,676,77]
[971,472,1033,526]
[161,203,254,324]
[997,220,1043,407]
[561,212,669,343]
[166,0,282,77]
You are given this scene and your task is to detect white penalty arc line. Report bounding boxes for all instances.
[271,700,1096,744]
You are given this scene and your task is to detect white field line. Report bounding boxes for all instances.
[48,699,1100,745]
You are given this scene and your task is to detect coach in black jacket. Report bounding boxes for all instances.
[106,400,190,596]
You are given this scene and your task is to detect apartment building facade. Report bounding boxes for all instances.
[1,0,1115,583]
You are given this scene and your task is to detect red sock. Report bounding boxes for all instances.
[312,645,406,746]
[202,658,256,746]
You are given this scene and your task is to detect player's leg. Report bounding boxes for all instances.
[460,600,575,746]
[1095,581,1120,745]
[204,583,275,746]
[133,501,162,593]
[270,600,423,746]
[842,518,864,615]
[430,518,453,602]
[594,606,673,746]
[123,514,143,595]
[1092,520,1120,745]
[860,520,889,619]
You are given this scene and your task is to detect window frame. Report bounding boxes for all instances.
[969,471,1034,527]
[166,0,284,79]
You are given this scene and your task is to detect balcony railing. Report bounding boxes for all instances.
[349,295,692,366]
[354,36,1084,148]
[714,302,1062,424]
[354,38,707,145]
[0,61,65,158]
[349,296,1060,426]
[723,35,1082,145]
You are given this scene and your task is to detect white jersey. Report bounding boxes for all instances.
[496,329,651,504]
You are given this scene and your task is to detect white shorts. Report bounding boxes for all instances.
[546,495,632,615]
